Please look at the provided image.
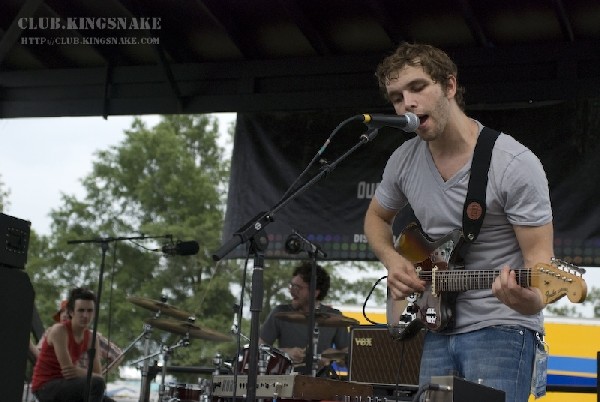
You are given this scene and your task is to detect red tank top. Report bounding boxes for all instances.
[31,320,91,391]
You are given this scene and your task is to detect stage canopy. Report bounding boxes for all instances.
[2,1,599,265]
[1,0,599,117]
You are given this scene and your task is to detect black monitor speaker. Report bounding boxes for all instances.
[0,268,35,402]
[0,213,31,269]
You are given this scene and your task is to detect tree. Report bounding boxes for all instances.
[544,280,599,318]
[582,286,600,317]
[25,115,237,373]
[20,113,389,384]
[0,173,9,211]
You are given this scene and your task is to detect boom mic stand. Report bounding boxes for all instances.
[67,234,170,402]
[286,230,327,375]
[212,120,380,401]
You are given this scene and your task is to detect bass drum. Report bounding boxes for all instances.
[167,383,202,402]
[237,345,293,375]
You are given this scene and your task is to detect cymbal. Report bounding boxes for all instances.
[127,296,193,321]
[146,318,232,342]
[321,351,348,360]
[274,311,359,327]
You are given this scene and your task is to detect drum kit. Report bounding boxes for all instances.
[126,295,358,402]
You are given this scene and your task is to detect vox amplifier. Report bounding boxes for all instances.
[348,325,425,386]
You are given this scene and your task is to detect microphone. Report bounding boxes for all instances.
[361,112,420,132]
[161,240,199,256]
[284,234,303,255]
[284,231,327,258]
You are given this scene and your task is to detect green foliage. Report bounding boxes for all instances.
[544,283,600,318]
[15,114,391,384]
[327,261,386,307]
[544,304,582,317]
[25,115,235,373]
[582,286,600,317]
[10,111,600,388]
[0,173,9,211]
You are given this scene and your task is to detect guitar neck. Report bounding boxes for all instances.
[421,269,531,292]
[397,223,587,303]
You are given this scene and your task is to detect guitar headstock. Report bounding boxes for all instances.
[531,258,587,304]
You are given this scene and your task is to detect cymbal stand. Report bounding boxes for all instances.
[311,323,320,377]
[231,320,250,361]
[148,334,190,401]
[238,331,250,343]
[157,336,190,402]
[212,352,223,376]
[139,325,153,402]
[140,303,170,402]
[102,321,152,376]
[258,344,273,375]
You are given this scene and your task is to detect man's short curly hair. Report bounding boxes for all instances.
[293,262,331,301]
[375,42,465,110]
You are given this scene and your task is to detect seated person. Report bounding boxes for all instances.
[31,299,123,375]
[31,287,115,402]
[258,262,349,375]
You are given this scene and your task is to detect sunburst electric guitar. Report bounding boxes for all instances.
[387,223,588,340]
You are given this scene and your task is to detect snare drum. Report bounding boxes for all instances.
[237,345,293,375]
[168,383,202,402]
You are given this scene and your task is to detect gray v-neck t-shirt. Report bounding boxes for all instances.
[374,122,552,334]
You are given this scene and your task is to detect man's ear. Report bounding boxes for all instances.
[445,74,457,99]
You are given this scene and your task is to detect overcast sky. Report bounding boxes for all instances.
[0,113,234,235]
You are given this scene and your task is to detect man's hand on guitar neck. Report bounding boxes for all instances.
[385,253,426,300]
[492,266,545,315]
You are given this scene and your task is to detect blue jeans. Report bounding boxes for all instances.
[419,326,536,402]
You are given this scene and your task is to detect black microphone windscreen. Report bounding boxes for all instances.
[284,234,302,254]
[175,240,200,256]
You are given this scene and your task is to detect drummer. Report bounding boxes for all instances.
[258,262,350,375]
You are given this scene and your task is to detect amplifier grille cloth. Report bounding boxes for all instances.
[348,326,424,385]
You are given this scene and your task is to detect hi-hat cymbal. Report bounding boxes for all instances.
[274,311,359,327]
[127,295,193,321]
[146,318,232,342]
[321,350,348,360]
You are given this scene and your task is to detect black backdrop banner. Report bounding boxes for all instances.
[221,101,600,265]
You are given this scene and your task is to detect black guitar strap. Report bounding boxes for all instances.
[406,126,500,263]
[462,126,500,245]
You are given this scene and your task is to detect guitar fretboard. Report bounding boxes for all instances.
[418,269,531,292]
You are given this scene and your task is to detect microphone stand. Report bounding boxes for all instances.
[245,229,269,401]
[66,234,170,402]
[288,230,327,376]
[212,123,380,401]
[305,247,320,376]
